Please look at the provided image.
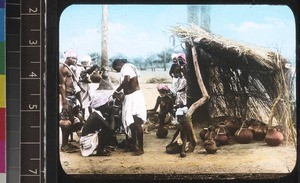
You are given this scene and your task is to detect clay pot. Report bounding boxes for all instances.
[215,124,229,145]
[199,128,208,141]
[265,128,284,146]
[90,71,102,83]
[59,119,71,128]
[253,124,267,141]
[224,118,240,136]
[235,123,253,144]
[166,141,182,154]
[204,125,216,140]
[205,131,216,141]
[248,122,259,133]
[204,139,218,154]
[156,126,168,138]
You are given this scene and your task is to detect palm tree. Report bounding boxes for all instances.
[187,5,199,25]
[200,6,211,33]
[101,5,108,68]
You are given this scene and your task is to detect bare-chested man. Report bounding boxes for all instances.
[112,59,147,156]
[59,49,84,152]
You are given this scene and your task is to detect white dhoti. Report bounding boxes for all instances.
[122,90,147,137]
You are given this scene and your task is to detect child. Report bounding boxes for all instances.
[147,84,174,127]
[166,103,189,157]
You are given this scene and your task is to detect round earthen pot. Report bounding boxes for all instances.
[235,124,253,144]
[224,119,240,136]
[215,124,229,145]
[199,128,208,141]
[166,141,182,154]
[248,122,259,133]
[90,71,102,83]
[265,128,284,146]
[59,119,71,128]
[156,126,168,138]
[204,139,218,154]
[253,124,267,141]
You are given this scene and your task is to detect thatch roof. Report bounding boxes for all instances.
[170,24,293,126]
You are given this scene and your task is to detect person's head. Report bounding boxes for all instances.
[112,59,127,72]
[157,83,169,97]
[64,49,78,66]
[176,100,184,108]
[81,55,92,67]
[175,107,186,124]
[171,53,178,64]
[177,53,186,65]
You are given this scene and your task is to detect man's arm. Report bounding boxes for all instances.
[113,75,130,98]
[59,67,68,110]
[148,96,160,112]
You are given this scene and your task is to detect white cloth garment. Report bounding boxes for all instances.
[175,76,187,106]
[120,63,140,81]
[119,63,146,137]
[122,90,147,137]
[90,90,114,109]
[79,131,99,157]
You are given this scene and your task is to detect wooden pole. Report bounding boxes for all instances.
[185,38,210,152]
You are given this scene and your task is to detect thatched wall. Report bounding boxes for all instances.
[172,25,293,125]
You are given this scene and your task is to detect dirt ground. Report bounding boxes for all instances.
[59,68,297,180]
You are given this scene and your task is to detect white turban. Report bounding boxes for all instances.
[64,49,77,59]
[171,53,177,60]
[81,55,92,66]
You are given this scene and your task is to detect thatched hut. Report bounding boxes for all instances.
[171,25,295,130]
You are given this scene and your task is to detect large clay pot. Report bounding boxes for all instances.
[59,119,71,128]
[253,124,267,141]
[215,124,229,145]
[90,71,102,83]
[248,122,259,133]
[156,126,168,138]
[199,128,208,141]
[224,118,240,136]
[265,128,284,146]
[166,141,182,154]
[204,139,218,154]
[235,123,253,144]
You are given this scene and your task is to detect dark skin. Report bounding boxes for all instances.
[147,90,174,127]
[167,114,188,157]
[82,104,119,156]
[113,61,140,95]
[112,60,144,156]
[59,57,84,149]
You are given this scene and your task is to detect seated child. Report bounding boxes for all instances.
[147,84,174,127]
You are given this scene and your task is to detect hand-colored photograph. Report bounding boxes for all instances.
[58,4,296,179]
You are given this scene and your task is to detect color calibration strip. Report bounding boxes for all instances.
[0,0,6,182]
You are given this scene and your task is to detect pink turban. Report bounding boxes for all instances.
[157,83,169,91]
[177,53,186,64]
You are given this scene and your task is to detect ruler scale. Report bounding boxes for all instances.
[20,0,44,182]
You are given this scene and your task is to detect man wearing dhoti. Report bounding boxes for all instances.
[112,59,146,156]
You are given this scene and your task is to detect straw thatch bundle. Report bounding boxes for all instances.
[170,25,295,143]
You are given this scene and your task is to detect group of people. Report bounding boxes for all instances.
[59,50,147,156]
[59,49,193,157]
[148,53,188,128]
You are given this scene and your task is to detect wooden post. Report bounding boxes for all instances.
[185,38,210,152]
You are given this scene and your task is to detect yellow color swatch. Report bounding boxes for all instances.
[0,75,5,108]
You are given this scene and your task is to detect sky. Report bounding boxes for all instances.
[59,5,295,64]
